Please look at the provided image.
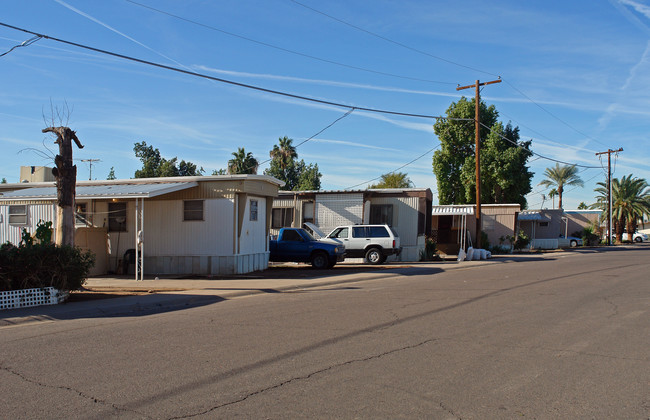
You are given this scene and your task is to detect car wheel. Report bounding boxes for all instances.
[634,236,642,243]
[365,247,384,265]
[570,240,578,248]
[311,252,329,269]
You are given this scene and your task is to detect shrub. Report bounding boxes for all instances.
[0,221,95,292]
[419,236,441,261]
[513,230,531,251]
[572,226,599,246]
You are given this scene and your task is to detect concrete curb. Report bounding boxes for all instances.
[0,250,585,328]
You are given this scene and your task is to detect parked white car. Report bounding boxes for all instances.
[623,232,648,242]
[604,231,648,242]
[305,223,401,264]
[558,235,582,248]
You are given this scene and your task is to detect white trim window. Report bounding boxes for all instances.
[183,200,204,221]
[8,205,28,225]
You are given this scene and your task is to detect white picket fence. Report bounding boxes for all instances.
[0,287,68,310]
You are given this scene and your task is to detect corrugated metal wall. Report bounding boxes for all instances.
[370,196,419,246]
[144,198,234,256]
[0,202,56,245]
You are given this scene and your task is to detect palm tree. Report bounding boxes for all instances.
[269,136,297,171]
[548,188,558,209]
[227,147,258,174]
[591,174,650,242]
[370,172,414,189]
[538,163,584,209]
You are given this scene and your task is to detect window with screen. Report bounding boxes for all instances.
[250,200,258,221]
[8,205,27,225]
[183,200,204,221]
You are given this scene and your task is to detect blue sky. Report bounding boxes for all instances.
[1,0,649,209]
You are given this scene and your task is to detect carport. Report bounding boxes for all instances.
[431,205,474,257]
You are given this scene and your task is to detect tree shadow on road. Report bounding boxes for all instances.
[0,293,225,325]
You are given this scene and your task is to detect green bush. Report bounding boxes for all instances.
[0,221,95,292]
[572,226,599,246]
[513,230,531,251]
[419,236,441,261]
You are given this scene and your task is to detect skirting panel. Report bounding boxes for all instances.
[144,252,270,276]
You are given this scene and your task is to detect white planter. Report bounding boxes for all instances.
[0,287,69,310]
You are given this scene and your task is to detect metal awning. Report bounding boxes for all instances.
[431,205,474,216]
[518,211,550,222]
[0,182,198,201]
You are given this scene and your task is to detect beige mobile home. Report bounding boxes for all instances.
[0,175,283,276]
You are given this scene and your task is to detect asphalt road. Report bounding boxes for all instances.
[1,245,648,419]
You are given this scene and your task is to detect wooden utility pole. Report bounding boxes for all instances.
[595,148,623,245]
[456,78,501,249]
[43,126,84,247]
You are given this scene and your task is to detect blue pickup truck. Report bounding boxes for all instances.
[269,228,345,269]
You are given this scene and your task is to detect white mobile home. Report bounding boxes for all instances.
[271,189,433,262]
[0,175,283,276]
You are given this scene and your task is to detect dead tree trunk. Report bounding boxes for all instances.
[42,127,84,247]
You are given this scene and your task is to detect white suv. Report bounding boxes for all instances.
[306,223,401,264]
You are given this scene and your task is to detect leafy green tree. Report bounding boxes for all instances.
[459,122,533,207]
[591,175,650,242]
[264,137,322,190]
[433,98,532,207]
[212,168,227,175]
[106,167,116,180]
[133,141,203,178]
[577,201,588,209]
[1,178,6,184]
[227,147,258,174]
[538,163,583,209]
[370,172,414,189]
[295,160,321,191]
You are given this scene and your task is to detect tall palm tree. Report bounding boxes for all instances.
[591,174,650,242]
[269,136,297,171]
[548,188,558,209]
[538,163,584,209]
[227,147,258,174]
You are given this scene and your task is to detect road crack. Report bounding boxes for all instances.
[167,338,438,419]
[0,364,152,419]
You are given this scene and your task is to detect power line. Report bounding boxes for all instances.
[125,0,455,85]
[0,21,468,121]
[0,35,41,57]
[345,144,440,190]
[289,0,498,77]
[288,1,609,150]
[254,108,355,171]
[501,80,609,149]
[479,121,600,169]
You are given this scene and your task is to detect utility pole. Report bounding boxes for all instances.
[81,158,101,180]
[595,148,623,245]
[456,78,501,249]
